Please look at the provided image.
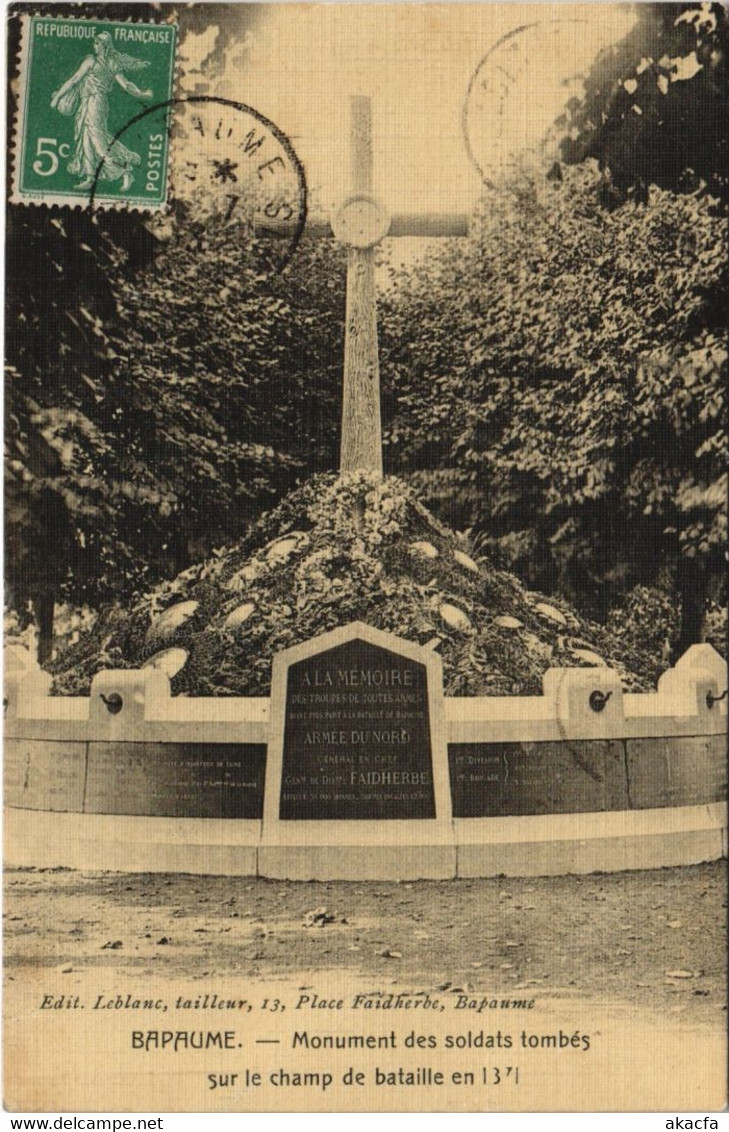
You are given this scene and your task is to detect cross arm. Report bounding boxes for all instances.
[388,212,469,238]
[259,212,469,240]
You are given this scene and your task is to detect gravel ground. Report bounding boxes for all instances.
[5,861,725,1027]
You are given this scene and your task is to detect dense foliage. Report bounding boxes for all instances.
[6,2,306,634]
[6,203,346,614]
[380,161,727,650]
[50,473,660,697]
[559,2,728,205]
[5,2,166,633]
[109,214,346,581]
[7,2,725,669]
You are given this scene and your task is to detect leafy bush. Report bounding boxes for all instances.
[380,162,727,641]
[50,473,663,698]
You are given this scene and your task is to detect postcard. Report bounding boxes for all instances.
[4,0,727,1115]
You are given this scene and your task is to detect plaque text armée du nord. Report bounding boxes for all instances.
[280,639,435,819]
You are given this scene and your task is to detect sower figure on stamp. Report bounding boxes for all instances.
[50,32,153,192]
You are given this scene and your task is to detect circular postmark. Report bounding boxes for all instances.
[463,18,631,188]
[90,95,307,278]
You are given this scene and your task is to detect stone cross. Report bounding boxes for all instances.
[318,95,469,475]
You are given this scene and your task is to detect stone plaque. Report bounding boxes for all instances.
[627,735,727,809]
[449,740,629,816]
[85,742,266,818]
[4,739,86,812]
[279,637,435,819]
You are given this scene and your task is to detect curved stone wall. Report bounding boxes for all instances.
[5,733,725,820]
[4,641,727,878]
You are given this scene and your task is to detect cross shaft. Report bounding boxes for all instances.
[260,96,469,476]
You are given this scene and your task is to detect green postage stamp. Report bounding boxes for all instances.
[11,13,177,209]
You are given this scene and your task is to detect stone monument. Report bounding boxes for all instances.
[261,622,454,879]
[4,96,726,881]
